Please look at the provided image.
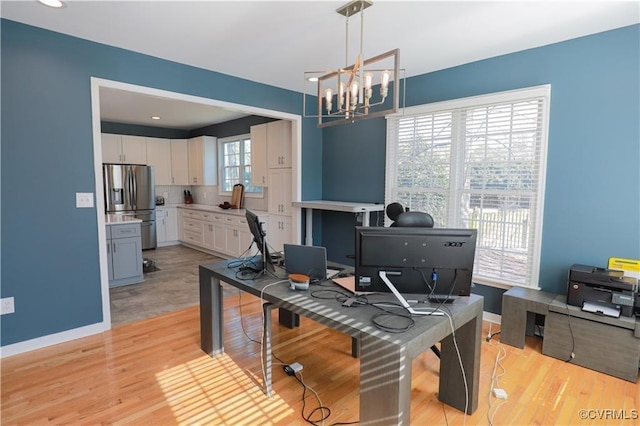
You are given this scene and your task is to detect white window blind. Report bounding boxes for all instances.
[386,86,550,288]
[219,134,262,194]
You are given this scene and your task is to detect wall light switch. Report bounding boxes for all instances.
[76,192,94,208]
[1,297,15,315]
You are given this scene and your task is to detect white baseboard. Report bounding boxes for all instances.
[0,321,109,358]
[483,311,502,325]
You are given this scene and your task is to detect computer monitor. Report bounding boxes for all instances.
[354,226,477,299]
[245,209,276,273]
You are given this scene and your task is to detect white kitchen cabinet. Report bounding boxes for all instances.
[101,133,122,164]
[250,124,268,187]
[267,214,291,254]
[146,137,172,185]
[106,222,144,287]
[177,207,263,258]
[188,136,217,185]
[171,139,189,185]
[156,207,179,246]
[164,207,179,242]
[267,120,292,169]
[268,168,292,216]
[101,133,147,164]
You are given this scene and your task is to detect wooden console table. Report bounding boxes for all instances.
[501,287,640,382]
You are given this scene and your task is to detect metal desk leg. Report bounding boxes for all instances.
[262,303,275,397]
[304,208,313,246]
[199,266,224,356]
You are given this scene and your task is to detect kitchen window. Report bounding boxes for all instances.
[218,134,262,195]
[385,85,550,289]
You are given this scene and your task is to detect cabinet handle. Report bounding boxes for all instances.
[123,154,126,162]
[107,244,110,254]
[262,176,265,184]
[172,177,175,184]
[113,242,116,253]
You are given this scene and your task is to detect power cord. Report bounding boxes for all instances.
[486,337,508,426]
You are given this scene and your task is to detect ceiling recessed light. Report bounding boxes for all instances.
[151,116,161,120]
[38,0,65,8]
[307,77,319,82]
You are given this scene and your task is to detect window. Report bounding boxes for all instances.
[218,134,262,195]
[386,86,550,288]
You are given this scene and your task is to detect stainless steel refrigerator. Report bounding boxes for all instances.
[103,164,156,250]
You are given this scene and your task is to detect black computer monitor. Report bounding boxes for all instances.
[354,226,477,298]
[245,209,275,273]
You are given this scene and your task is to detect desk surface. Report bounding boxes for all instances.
[292,200,385,213]
[199,259,483,424]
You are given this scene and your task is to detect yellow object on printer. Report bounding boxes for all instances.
[608,257,640,281]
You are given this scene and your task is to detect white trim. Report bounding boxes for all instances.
[483,311,502,325]
[0,322,107,358]
[388,84,551,118]
[90,77,303,331]
[385,84,551,289]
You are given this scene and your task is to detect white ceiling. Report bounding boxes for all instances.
[2,0,638,130]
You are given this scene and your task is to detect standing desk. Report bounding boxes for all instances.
[199,259,483,425]
[292,200,385,245]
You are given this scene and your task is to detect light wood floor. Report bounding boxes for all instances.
[2,292,638,425]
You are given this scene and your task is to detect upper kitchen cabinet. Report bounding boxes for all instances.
[101,133,147,164]
[145,137,172,185]
[170,139,189,185]
[188,136,217,186]
[250,124,268,187]
[267,120,292,169]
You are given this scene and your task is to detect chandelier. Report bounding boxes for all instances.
[303,0,404,128]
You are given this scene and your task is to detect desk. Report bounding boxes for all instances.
[200,259,483,425]
[292,200,385,245]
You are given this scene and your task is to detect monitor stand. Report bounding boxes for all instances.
[379,271,444,316]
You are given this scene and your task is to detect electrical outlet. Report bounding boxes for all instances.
[1,297,15,315]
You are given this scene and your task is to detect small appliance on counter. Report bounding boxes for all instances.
[567,264,637,317]
[155,195,165,206]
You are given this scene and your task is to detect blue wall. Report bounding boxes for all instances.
[2,19,638,346]
[322,25,640,308]
[0,19,322,346]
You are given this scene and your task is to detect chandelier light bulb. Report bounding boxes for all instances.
[381,70,390,98]
[339,82,345,109]
[364,72,373,99]
[351,81,359,107]
[325,88,333,114]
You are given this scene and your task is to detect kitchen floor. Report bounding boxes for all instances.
[109,245,229,326]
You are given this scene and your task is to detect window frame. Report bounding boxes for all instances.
[217,133,263,198]
[385,85,551,290]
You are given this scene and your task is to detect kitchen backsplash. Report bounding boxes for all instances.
[156,185,268,211]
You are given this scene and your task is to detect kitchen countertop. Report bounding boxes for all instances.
[105,214,143,225]
[175,203,268,216]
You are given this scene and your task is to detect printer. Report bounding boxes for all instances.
[567,264,637,317]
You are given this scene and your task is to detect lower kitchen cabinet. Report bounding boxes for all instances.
[177,207,265,258]
[157,207,179,246]
[106,222,143,287]
[267,214,291,254]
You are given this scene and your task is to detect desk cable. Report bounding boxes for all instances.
[546,298,576,362]
[436,307,469,426]
[485,323,508,426]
